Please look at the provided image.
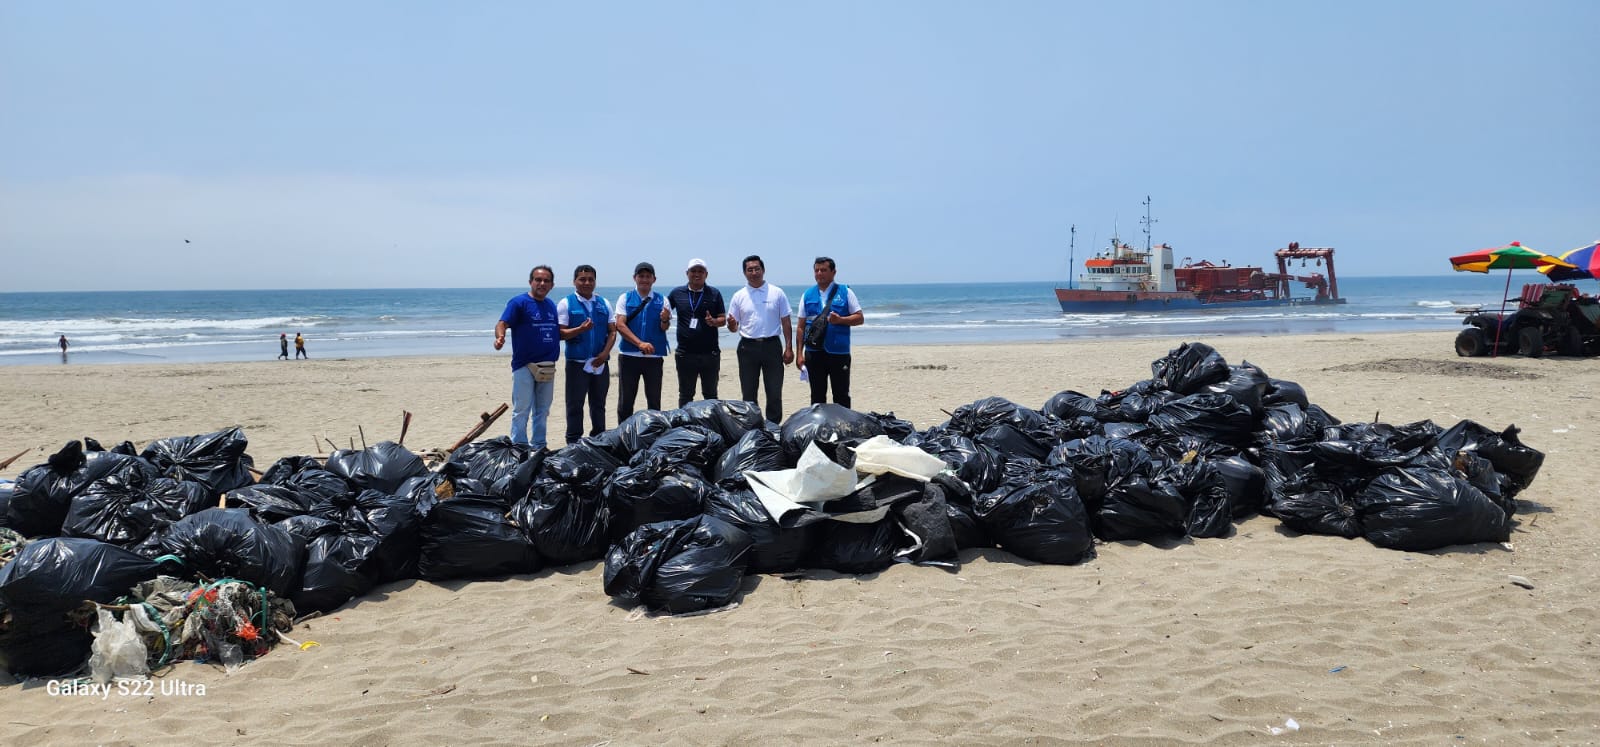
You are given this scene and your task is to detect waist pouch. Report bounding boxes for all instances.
[529,361,557,382]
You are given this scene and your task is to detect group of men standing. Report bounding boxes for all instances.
[494,256,863,449]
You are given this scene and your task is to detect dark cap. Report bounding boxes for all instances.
[634,262,656,275]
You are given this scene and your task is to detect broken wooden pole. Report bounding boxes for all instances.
[0,447,31,472]
[399,410,413,447]
[447,403,509,454]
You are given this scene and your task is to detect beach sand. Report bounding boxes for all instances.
[1,332,1597,745]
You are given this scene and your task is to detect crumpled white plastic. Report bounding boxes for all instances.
[850,435,947,482]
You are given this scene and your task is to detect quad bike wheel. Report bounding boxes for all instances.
[1454,327,1488,357]
[1517,326,1545,358]
[1558,326,1585,356]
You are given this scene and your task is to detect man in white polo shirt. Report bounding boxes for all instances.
[724,254,793,424]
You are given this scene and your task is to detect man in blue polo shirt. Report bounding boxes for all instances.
[795,256,864,408]
[494,265,561,448]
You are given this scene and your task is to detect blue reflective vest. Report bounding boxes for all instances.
[562,293,612,361]
[618,290,669,357]
[801,283,852,355]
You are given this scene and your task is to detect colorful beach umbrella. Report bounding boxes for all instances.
[1447,242,1575,356]
[1538,241,1600,282]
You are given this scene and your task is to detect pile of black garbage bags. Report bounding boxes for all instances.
[0,342,1543,676]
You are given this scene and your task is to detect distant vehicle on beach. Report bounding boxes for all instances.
[1454,282,1600,357]
[1055,198,1347,313]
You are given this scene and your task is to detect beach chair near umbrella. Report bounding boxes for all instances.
[1448,242,1575,356]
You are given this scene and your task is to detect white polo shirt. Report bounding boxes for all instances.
[727,282,792,339]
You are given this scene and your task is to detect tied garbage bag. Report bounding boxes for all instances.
[703,487,818,573]
[0,537,164,620]
[1270,482,1363,538]
[160,508,306,597]
[139,427,256,496]
[603,515,752,614]
[260,464,350,506]
[866,412,917,443]
[59,457,170,545]
[1205,361,1271,416]
[893,482,961,563]
[618,410,676,455]
[1215,456,1267,517]
[713,427,788,488]
[1147,393,1257,446]
[1150,341,1231,395]
[418,495,540,581]
[543,440,624,491]
[1042,389,1106,421]
[1433,421,1544,501]
[638,425,726,473]
[604,456,714,536]
[224,484,316,523]
[277,515,373,613]
[946,397,1051,440]
[512,478,612,566]
[0,599,93,676]
[259,455,326,485]
[780,404,886,462]
[1263,378,1310,409]
[325,441,429,495]
[805,515,906,574]
[448,437,547,501]
[917,434,1004,497]
[309,489,421,583]
[8,444,147,538]
[1358,466,1511,551]
[976,423,1052,461]
[1166,459,1234,539]
[972,466,1094,565]
[671,399,767,441]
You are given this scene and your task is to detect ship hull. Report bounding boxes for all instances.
[1055,288,1346,313]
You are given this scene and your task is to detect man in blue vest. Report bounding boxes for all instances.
[613,262,672,421]
[557,264,617,445]
[494,265,561,448]
[795,256,864,408]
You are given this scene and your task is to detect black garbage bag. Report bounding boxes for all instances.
[946,397,1051,440]
[543,440,625,491]
[604,456,713,536]
[1165,459,1234,539]
[396,463,490,517]
[1151,342,1231,394]
[1259,444,1318,504]
[418,495,541,581]
[1263,378,1310,409]
[1097,449,1188,542]
[0,602,93,676]
[57,455,164,545]
[805,515,906,575]
[603,515,752,613]
[511,478,612,566]
[917,434,1004,497]
[0,537,163,619]
[931,474,993,549]
[1270,482,1363,538]
[975,423,1052,461]
[1260,403,1319,445]
[309,488,421,583]
[1309,438,1420,477]
[264,466,351,506]
[1049,436,1153,513]
[1433,421,1544,501]
[1357,466,1511,551]
[324,441,429,495]
[671,399,768,441]
[892,482,961,563]
[223,484,316,523]
[618,410,677,455]
[160,508,306,596]
[639,425,726,472]
[713,427,789,488]
[582,429,631,461]
[1205,361,1271,416]
[1451,450,1513,515]
[780,404,887,461]
[867,412,918,443]
[260,455,326,484]
[1147,393,1257,446]
[1107,388,1176,424]
[1042,390,1106,421]
[972,467,1094,564]
[139,427,256,496]
[1215,455,1268,517]
[703,487,818,573]
[1098,421,1145,440]
[8,445,148,538]
[1339,419,1444,453]
[84,437,137,456]
[278,515,374,614]
[448,437,547,501]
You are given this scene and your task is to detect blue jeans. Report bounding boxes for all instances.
[511,364,556,448]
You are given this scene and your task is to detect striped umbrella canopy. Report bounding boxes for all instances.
[1539,241,1600,282]
[1449,242,1576,273]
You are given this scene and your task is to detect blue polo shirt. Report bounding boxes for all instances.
[500,293,560,370]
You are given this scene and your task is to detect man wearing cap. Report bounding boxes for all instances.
[614,262,672,421]
[725,255,794,424]
[667,258,728,407]
[494,265,561,448]
[796,256,864,408]
[557,264,617,444]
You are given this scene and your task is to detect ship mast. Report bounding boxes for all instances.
[1067,224,1076,289]
[1141,195,1158,253]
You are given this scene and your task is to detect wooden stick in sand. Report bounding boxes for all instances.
[399,411,413,447]
[447,403,509,454]
[0,448,31,471]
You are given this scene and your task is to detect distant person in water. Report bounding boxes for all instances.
[58,335,68,355]
[278,333,290,360]
[294,332,308,359]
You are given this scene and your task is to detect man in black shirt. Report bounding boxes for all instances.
[668,258,728,406]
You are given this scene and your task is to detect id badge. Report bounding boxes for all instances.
[689,318,699,329]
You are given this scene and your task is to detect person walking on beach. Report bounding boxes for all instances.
[614,262,671,421]
[294,332,308,359]
[59,335,68,354]
[796,256,864,408]
[668,258,727,407]
[557,264,617,445]
[725,255,793,424]
[278,333,290,360]
[495,265,561,448]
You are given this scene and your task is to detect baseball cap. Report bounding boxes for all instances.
[634,262,656,275]
[685,258,708,271]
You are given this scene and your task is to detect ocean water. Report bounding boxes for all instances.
[0,276,1554,366]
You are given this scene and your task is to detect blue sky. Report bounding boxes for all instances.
[1,1,1595,291]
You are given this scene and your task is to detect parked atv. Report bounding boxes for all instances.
[1456,283,1600,358]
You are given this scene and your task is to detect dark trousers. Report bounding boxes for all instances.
[564,359,611,444]
[617,355,664,421]
[675,350,720,407]
[806,349,851,409]
[737,336,786,424]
